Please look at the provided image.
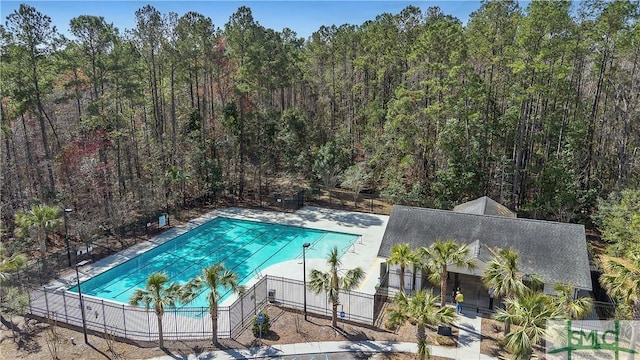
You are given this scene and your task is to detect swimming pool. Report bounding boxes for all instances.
[70,217,359,308]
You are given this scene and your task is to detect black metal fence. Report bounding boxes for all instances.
[5,242,117,287]
[26,275,382,342]
[271,191,305,212]
[265,276,376,325]
[5,214,175,287]
[28,276,270,341]
[592,301,616,320]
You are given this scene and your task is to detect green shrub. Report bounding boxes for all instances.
[252,312,271,337]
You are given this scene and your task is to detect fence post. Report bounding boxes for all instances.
[102,300,107,333]
[122,305,127,337]
[38,260,43,285]
[62,291,68,322]
[147,309,151,341]
[348,291,351,321]
[26,284,33,314]
[43,288,49,318]
[253,284,257,315]
[325,290,329,317]
[174,308,178,340]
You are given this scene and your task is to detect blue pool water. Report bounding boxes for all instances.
[70,217,358,307]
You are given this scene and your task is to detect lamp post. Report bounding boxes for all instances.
[63,208,73,266]
[75,260,90,344]
[302,242,311,321]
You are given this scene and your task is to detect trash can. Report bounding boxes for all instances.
[268,289,276,302]
[437,324,452,336]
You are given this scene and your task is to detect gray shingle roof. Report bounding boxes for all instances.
[453,196,516,218]
[378,205,592,290]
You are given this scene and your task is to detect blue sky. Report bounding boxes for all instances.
[2,1,488,39]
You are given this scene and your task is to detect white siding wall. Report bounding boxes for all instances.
[388,264,423,291]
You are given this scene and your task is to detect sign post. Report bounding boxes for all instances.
[258,313,264,341]
[340,306,345,329]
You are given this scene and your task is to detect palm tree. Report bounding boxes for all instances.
[0,243,26,283]
[386,289,456,360]
[14,204,62,267]
[600,251,640,319]
[309,246,365,328]
[128,272,182,348]
[600,249,640,360]
[165,165,191,213]
[184,263,243,345]
[420,239,475,307]
[551,283,593,320]
[387,243,416,293]
[482,247,542,334]
[493,290,561,359]
[482,248,528,298]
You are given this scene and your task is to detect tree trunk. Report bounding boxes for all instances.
[211,307,218,345]
[416,324,428,360]
[440,268,448,307]
[2,101,15,211]
[511,98,530,211]
[238,97,245,200]
[39,228,48,274]
[73,67,83,121]
[332,301,338,328]
[157,313,164,348]
[32,63,56,195]
[585,43,608,189]
[19,114,37,199]
[504,315,511,335]
[116,138,124,196]
[170,64,177,163]
[412,265,417,293]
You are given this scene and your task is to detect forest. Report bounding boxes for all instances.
[1,0,639,249]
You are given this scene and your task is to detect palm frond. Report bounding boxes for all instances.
[495,290,558,358]
[341,267,365,290]
[0,244,26,280]
[482,248,529,298]
[387,288,454,359]
[600,254,640,306]
[309,269,331,293]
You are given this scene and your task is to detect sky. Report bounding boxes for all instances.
[1,1,488,40]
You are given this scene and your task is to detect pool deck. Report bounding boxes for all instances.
[49,206,389,302]
[216,207,389,304]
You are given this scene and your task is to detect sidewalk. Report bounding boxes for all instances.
[445,310,495,360]
[146,311,497,360]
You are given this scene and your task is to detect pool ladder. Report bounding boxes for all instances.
[342,235,362,254]
[253,267,264,279]
[296,233,328,263]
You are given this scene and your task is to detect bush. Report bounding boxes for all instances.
[434,334,456,346]
[252,312,271,337]
[384,319,397,331]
